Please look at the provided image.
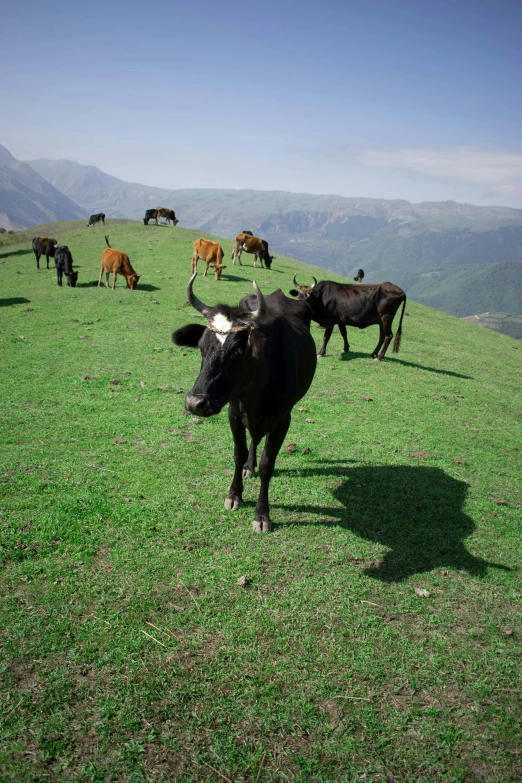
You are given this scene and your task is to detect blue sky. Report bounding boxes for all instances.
[2,0,522,206]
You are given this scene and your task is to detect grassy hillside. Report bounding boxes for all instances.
[1,221,521,782]
[25,159,522,334]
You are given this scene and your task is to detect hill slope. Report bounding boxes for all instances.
[25,158,522,330]
[0,146,85,230]
[0,220,521,782]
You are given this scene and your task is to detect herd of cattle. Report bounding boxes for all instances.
[30,208,407,531]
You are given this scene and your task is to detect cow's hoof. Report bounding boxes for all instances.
[242,468,255,478]
[252,517,273,533]
[224,495,243,511]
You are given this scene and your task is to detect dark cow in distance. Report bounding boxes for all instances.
[54,245,78,287]
[143,209,159,226]
[172,275,317,532]
[87,213,105,228]
[155,207,179,226]
[354,269,365,283]
[231,232,274,269]
[290,275,406,360]
[32,236,57,270]
[192,238,227,280]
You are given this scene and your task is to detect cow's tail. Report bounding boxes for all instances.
[104,235,111,248]
[392,296,406,354]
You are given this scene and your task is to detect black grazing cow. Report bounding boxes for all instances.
[242,230,254,236]
[32,236,57,270]
[290,275,406,360]
[87,213,105,228]
[172,274,317,532]
[354,269,365,283]
[143,209,159,226]
[54,245,78,287]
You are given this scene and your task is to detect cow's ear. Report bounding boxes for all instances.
[172,323,206,348]
[289,289,299,297]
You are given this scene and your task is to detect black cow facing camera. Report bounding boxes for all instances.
[173,274,316,532]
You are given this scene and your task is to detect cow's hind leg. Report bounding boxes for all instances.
[371,324,386,359]
[46,254,50,270]
[338,323,350,353]
[317,323,335,357]
[243,437,260,478]
[225,406,248,511]
[376,316,394,360]
[253,414,291,532]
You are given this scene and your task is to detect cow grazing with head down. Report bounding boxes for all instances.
[143,209,159,225]
[98,236,140,290]
[290,275,406,360]
[32,236,58,270]
[231,233,274,269]
[155,207,179,226]
[354,269,365,283]
[87,213,105,228]
[172,275,317,532]
[54,245,78,287]
[192,239,227,280]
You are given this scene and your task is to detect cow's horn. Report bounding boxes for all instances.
[312,276,318,288]
[293,273,299,286]
[187,272,210,315]
[251,280,267,321]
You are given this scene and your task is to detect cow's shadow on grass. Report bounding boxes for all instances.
[336,350,472,380]
[222,274,252,283]
[0,297,31,307]
[273,462,511,582]
[0,248,33,259]
[137,284,161,292]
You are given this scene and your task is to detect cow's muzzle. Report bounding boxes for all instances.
[185,392,222,418]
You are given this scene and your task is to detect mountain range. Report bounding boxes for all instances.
[0,145,85,230]
[1,145,521,335]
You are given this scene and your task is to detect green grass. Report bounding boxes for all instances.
[1,220,521,782]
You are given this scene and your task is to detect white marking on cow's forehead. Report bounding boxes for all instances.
[211,313,233,345]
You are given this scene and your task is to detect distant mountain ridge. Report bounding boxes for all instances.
[22,155,522,335]
[0,145,85,230]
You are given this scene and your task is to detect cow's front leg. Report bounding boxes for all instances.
[224,406,248,511]
[253,415,291,532]
[317,323,335,357]
[338,323,350,353]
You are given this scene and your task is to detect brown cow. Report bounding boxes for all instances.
[32,236,58,270]
[98,236,141,290]
[155,207,179,226]
[231,233,274,269]
[191,239,227,280]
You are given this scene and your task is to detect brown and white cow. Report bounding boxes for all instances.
[231,233,274,269]
[155,207,179,226]
[191,239,227,280]
[98,236,141,290]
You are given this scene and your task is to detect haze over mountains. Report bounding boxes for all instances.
[1,145,521,336]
